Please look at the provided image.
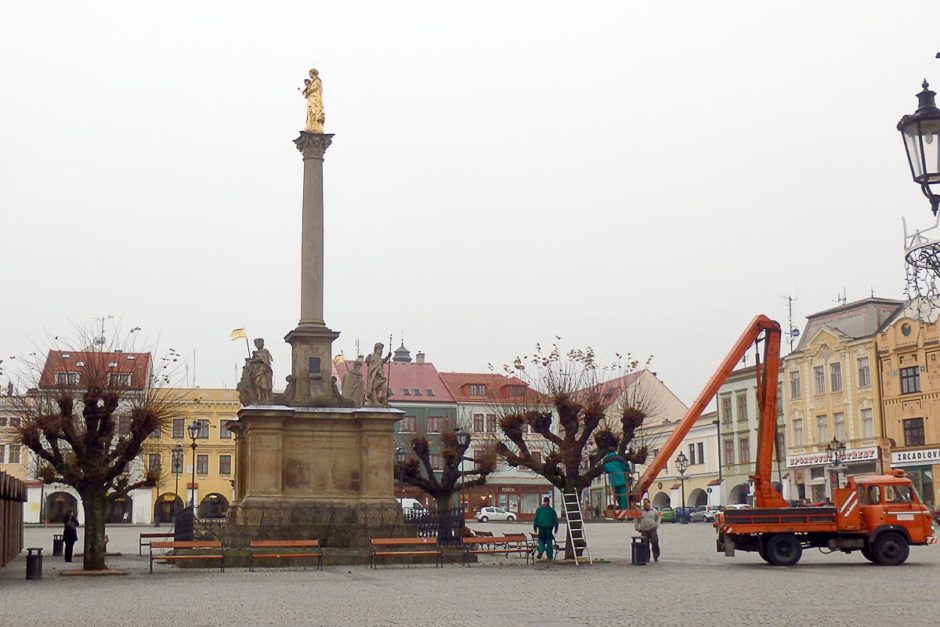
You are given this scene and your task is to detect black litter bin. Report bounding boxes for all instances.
[26,547,43,580]
[52,535,64,556]
[631,536,649,565]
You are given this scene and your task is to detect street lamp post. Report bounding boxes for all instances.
[172,443,183,517]
[826,436,847,492]
[395,446,406,497]
[675,451,689,524]
[898,69,940,216]
[187,420,201,514]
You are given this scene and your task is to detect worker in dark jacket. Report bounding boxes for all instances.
[533,497,559,561]
[62,510,79,563]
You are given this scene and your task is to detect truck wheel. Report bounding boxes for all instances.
[765,534,802,566]
[861,545,876,563]
[757,545,773,564]
[872,532,909,566]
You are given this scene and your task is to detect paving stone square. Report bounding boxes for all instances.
[2,521,938,626]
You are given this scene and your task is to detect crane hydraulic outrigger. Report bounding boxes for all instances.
[610,314,935,565]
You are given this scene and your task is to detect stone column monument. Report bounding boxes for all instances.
[228,68,404,552]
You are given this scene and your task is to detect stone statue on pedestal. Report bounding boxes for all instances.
[300,68,325,133]
[249,338,274,403]
[237,358,254,406]
[364,343,390,406]
[342,358,366,407]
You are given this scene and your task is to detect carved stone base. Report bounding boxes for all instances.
[231,405,403,517]
[284,324,341,406]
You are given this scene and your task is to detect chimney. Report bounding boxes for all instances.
[415,351,426,364]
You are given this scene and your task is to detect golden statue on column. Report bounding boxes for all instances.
[300,68,325,133]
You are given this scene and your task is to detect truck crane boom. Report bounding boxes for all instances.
[630,315,787,508]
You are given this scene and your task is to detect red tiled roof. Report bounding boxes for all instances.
[439,372,530,403]
[38,350,151,391]
[334,360,454,403]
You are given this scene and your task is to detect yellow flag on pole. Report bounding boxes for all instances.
[333,354,345,366]
[230,328,247,341]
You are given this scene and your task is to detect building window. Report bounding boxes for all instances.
[720,395,732,424]
[789,371,801,399]
[9,445,20,464]
[776,383,783,414]
[775,431,785,460]
[400,416,416,433]
[8,417,19,428]
[833,412,845,441]
[900,367,921,394]
[427,417,442,433]
[196,419,210,439]
[108,373,132,387]
[735,392,747,422]
[485,414,497,433]
[688,443,696,465]
[903,417,926,447]
[149,453,161,472]
[219,455,232,475]
[429,454,443,471]
[149,425,161,438]
[402,389,411,396]
[172,418,184,439]
[860,408,873,439]
[688,442,704,465]
[196,454,209,474]
[55,372,80,386]
[472,414,484,432]
[412,388,422,396]
[830,362,842,393]
[425,388,434,397]
[857,357,870,388]
[220,421,233,439]
[0,444,4,463]
[723,439,735,466]
[792,418,803,447]
[813,366,825,395]
[468,384,486,396]
[816,415,828,442]
[739,438,750,464]
[531,451,542,464]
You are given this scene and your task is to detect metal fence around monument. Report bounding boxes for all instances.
[404,507,466,546]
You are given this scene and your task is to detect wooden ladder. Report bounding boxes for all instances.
[562,488,592,565]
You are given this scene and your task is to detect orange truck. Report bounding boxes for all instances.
[619,314,936,565]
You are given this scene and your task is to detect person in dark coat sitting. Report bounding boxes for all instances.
[62,510,78,562]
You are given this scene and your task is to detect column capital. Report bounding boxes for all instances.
[294,132,334,159]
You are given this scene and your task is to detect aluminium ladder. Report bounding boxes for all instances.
[561,488,592,565]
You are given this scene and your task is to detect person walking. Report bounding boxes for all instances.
[634,498,661,562]
[62,510,78,563]
[533,496,559,563]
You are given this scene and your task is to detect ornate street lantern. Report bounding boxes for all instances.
[395,446,406,463]
[825,437,846,466]
[898,79,940,215]
[454,426,472,449]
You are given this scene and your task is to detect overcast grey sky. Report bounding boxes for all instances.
[2,2,939,404]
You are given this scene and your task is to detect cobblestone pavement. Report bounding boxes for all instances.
[2,521,938,626]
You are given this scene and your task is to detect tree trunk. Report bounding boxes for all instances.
[80,490,108,571]
[434,494,453,512]
[562,479,577,560]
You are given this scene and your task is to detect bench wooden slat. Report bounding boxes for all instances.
[371,538,438,546]
[250,540,320,548]
[152,541,222,549]
[369,537,442,568]
[149,541,225,574]
[158,555,224,560]
[247,538,323,572]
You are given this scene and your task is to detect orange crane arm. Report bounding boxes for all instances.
[630,315,787,508]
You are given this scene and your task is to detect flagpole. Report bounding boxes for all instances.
[243,324,251,358]
[386,333,393,404]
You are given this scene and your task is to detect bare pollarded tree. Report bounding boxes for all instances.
[9,328,181,570]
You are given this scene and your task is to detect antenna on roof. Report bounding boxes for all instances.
[93,314,114,347]
[782,295,799,352]
[834,288,847,307]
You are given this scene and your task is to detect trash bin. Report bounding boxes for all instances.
[52,535,64,556]
[26,547,43,580]
[631,536,649,565]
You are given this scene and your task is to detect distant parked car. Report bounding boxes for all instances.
[475,506,516,522]
[724,503,750,510]
[689,505,722,523]
[396,497,427,514]
[655,506,676,523]
[674,506,695,522]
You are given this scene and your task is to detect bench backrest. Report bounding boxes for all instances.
[371,537,438,546]
[474,530,494,537]
[249,539,320,548]
[463,535,528,545]
[140,533,174,539]
[151,541,222,549]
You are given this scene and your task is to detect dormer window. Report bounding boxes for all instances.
[109,373,132,387]
[55,372,80,386]
[108,361,119,368]
[469,384,486,396]
[75,361,85,367]
[62,354,71,359]
[426,388,434,396]
[402,389,411,396]
[412,388,422,396]
[127,355,136,360]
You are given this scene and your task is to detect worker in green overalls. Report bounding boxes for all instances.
[533,496,559,561]
[603,452,631,509]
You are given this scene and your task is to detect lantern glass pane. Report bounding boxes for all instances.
[904,126,925,178]
[921,118,940,183]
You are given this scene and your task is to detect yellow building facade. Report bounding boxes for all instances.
[0,395,28,482]
[144,388,239,523]
[876,311,940,510]
[783,298,901,502]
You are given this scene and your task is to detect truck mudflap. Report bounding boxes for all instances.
[927,536,937,545]
[717,533,734,556]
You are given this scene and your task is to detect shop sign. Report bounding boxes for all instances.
[787,447,878,468]
[891,447,940,467]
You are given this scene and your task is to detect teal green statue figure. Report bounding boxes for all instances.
[603,452,631,509]
[532,497,559,560]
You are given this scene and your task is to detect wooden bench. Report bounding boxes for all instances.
[462,534,533,566]
[248,539,322,572]
[369,537,442,568]
[139,532,175,556]
[149,540,224,573]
